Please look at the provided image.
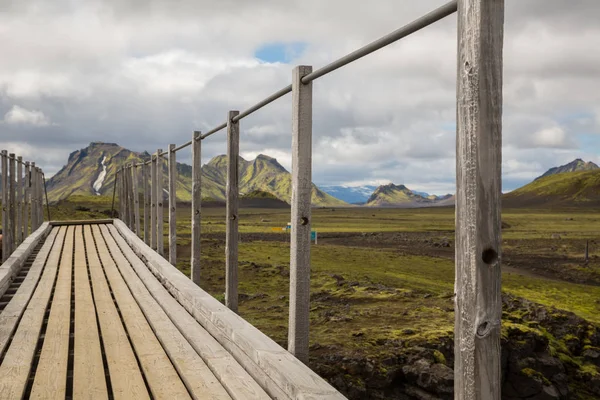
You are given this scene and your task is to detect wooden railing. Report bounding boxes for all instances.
[114,0,504,397]
[0,150,47,263]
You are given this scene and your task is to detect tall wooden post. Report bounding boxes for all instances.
[191,131,202,286]
[288,65,313,364]
[157,149,164,256]
[168,144,177,266]
[37,168,43,226]
[31,162,37,231]
[143,163,150,245]
[23,162,30,239]
[226,111,240,312]
[118,168,124,220]
[1,151,8,261]
[8,154,16,255]
[151,154,157,251]
[128,164,134,230]
[455,1,504,399]
[132,164,141,235]
[16,157,23,245]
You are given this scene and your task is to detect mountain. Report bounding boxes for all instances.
[365,183,453,208]
[503,169,600,208]
[47,142,345,207]
[320,185,378,204]
[535,158,599,180]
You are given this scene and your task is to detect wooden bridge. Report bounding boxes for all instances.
[1,0,504,398]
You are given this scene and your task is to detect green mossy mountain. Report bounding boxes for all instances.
[536,158,599,181]
[47,142,345,206]
[365,183,453,207]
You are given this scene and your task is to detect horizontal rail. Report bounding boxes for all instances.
[232,84,293,123]
[200,122,227,139]
[302,0,457,83]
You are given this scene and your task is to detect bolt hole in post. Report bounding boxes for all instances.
[481,248,498,265]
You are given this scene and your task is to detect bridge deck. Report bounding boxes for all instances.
[0,221,345,399]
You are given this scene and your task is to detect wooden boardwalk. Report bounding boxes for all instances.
[0,221,345,399]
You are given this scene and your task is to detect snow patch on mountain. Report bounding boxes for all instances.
[92,156,107,195]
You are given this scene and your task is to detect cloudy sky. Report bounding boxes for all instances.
[0,0,599,194]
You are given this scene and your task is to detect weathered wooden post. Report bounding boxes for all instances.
[143,163,150,244]
[132,164,141,235]
[168,144,177,265]
[191,131,202,285]
[16,157,23,245]
[1,150,8,261]
[151,154,157,251]
[31,162,37,231]
[8,154,16,255]
[128,164,134,230]
[157,149,164,256]
[37,167,43,226]
[23,161,30,238]
[125,164,131,228]
[288,65,313,364]
[118,167,124,220]
[226,111,240,312]
[455,0,504,399]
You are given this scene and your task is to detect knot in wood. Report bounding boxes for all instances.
[300,217,309,226]
[476,321,491,338]
[481,248,498,265]
[230,214,237,221]
[195,210,200,215]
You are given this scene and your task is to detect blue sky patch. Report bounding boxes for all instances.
[254,42,307,63]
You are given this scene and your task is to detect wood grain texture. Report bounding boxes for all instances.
[289,65,313,364]
[106,224,271,400]
[1,151,8,262]
[455,1,504,399]
[133,164,141,235]
[50,219,114,226]
[143,163,150,245]
[29,226,72,399]
[191,131,202,285]
[95,224,191,399]
[157,149,164,257]
[73,225,109,399]
[226,111,239,312]
[0,226,60,358]
[16,156,23,245]
[84,226,149,400]
[151,154,157,250]
[99,225,231,400]
[168,144,177,265]
[113,219,346,399]
[23,161,30,240]
[0,226,64,399]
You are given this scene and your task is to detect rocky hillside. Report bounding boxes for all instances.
[47,142,345,207]
[365,183,453,207]
[536,158,599,181]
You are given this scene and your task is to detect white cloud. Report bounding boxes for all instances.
[2,105,52,126]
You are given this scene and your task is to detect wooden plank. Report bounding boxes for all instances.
[143,162,150,245]
[157,149,164,256]
[455,1,504,399]
[133,165,141,235]
[226,111,239,312]
[23,161,30,240]
[50,219,114,227]
[0,226,65,398]
[98,225,231,399]
[105,223,270,400]
[73,225,108,399]
[0,226,61,358]
[82,226,149,399]
[94,225,191,399]
[0,222,52,297]
[16,156,23,245]
[151,153,157,250]
[113,219,345,399]
[289,65,313,364]
[29,226,72,398]
[168,144,177,265]
[191,131,201,285]
[1,150,8,262]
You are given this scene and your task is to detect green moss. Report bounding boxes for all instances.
[433,350,446,365]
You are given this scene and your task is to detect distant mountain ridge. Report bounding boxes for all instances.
[536,158,599,180]
[47,142,345,206]
[320,185,378,204]
[365,183,453,207]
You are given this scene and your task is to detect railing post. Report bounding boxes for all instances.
[37,167,43,226]
[132,165,140,236]
[156,149,164,256]
[24,161,30,239]
[127,164,134,230]
[16,156,23,245]
[143,162,150,245]
[288,65,313,364]
[8,154,16,255]
[226,111,240,312]
[151,153,157,251]
[31,162,37,231]
[118,167,124,221]
[168,144,177,266]
[1,150,8,261]
[191,131,202,286]
[455,0,504,399]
